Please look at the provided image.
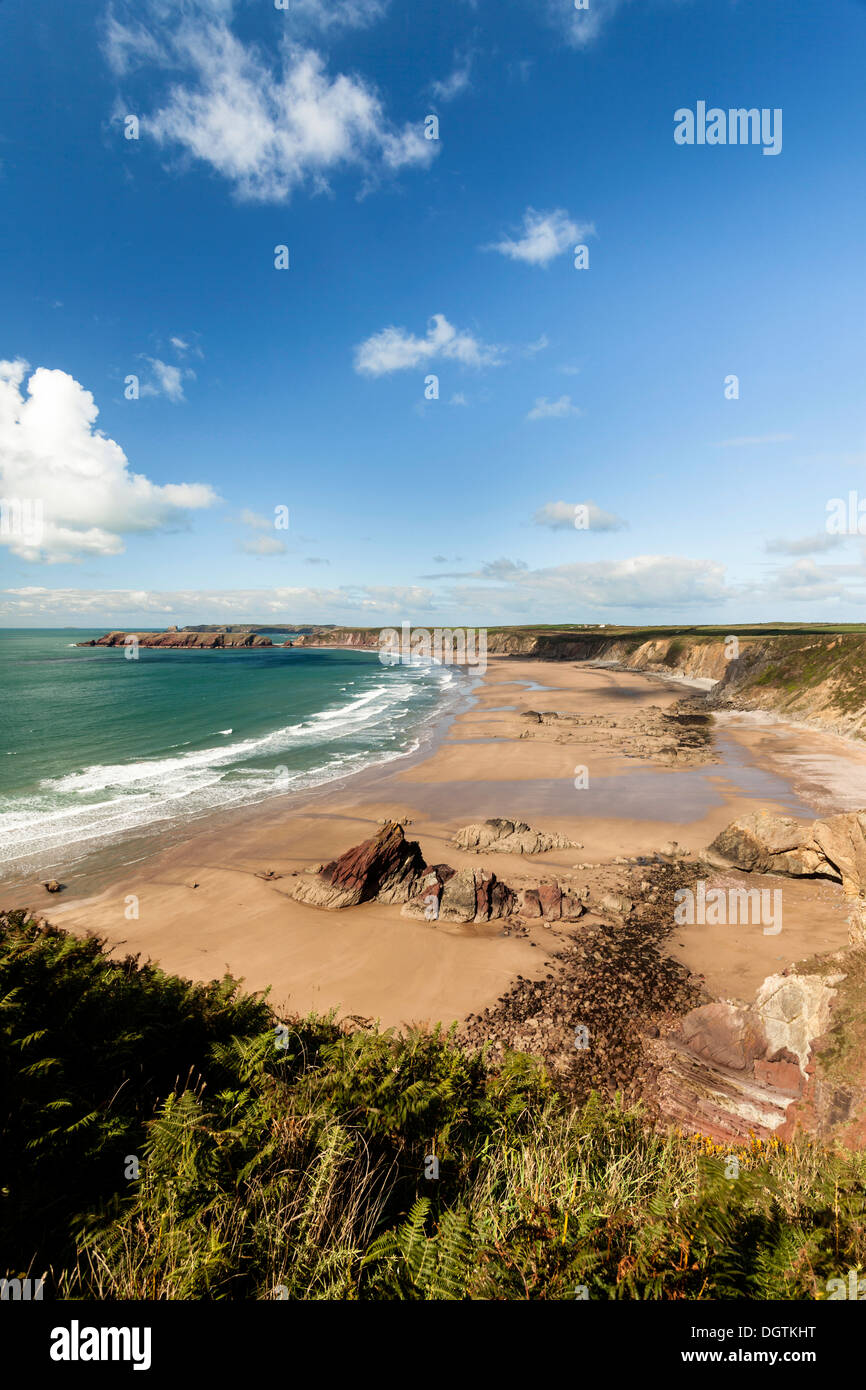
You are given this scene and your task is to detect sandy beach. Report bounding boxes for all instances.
[7,656,863,1029]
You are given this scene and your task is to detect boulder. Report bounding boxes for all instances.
[292,821,426,910]
[43,879,62,893]
[452,818,576,855]
[412,867,518,923]
[708,809,866,895]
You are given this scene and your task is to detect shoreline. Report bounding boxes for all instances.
[7,655,862,1031]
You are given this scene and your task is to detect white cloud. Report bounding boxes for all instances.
[451,553,731,611]
[486,207,594,267]
[0,360,218,563]
[170,336,190,353]
[545,0,635,48]
[106,3,435,203]
[239,509,273,531]
[288,0,390,33]
[532,500,626,531]
[355,313,503,376]
[523,334,550,356]
[140,358,194,402]
[431,55,474,102]
[236,508,287,555]
[765,533,845,556]
[758,557,866,605]
[0,583,433,623]
[712,433,794,448]
[242,534,287,556]
[526,395,580,420]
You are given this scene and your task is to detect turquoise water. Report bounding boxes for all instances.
[0,630,470,880]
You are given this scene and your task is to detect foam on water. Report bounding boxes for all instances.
[0,655,468,875]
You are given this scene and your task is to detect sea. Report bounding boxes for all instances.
[0,630,473,885]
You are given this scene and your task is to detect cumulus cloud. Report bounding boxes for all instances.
[456,554,731,610]
[485,208,594,267]
[0,359,218,563]
[105,2,435,203]
[758,557,866,604]
[526,395,580,420]
[532,500,626,531]
[354,313,503,376]
[765,533,844,557]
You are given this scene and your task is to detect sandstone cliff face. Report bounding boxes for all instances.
[653,972,845,1143]
[488,629,866,742]
[288,629,379,650]
[649,807,866,1144]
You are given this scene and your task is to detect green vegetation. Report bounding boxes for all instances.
[2,910,866,1301]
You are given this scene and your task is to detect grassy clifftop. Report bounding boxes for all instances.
[3,909,866,1301]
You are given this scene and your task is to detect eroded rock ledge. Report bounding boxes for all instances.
[519,699,716,766]
[451,818,576,855]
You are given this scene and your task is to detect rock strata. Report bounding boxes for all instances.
[651,971,845,1143]
[291,822,426,910]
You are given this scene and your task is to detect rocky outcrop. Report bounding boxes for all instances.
[519,700,716,766]
[452,818,576,855]
[652,971,845,1143]
[400,868,585,924]
[291,822,426,910]
[78,630,273,649]
[708,810,866,896]
[289,823,586,923]
[707,810,866,951]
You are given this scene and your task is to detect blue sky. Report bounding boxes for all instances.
[1,0,865,627]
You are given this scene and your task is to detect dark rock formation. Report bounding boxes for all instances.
[291,822,427,910]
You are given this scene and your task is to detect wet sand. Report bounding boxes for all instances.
[4,656,864,1026]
